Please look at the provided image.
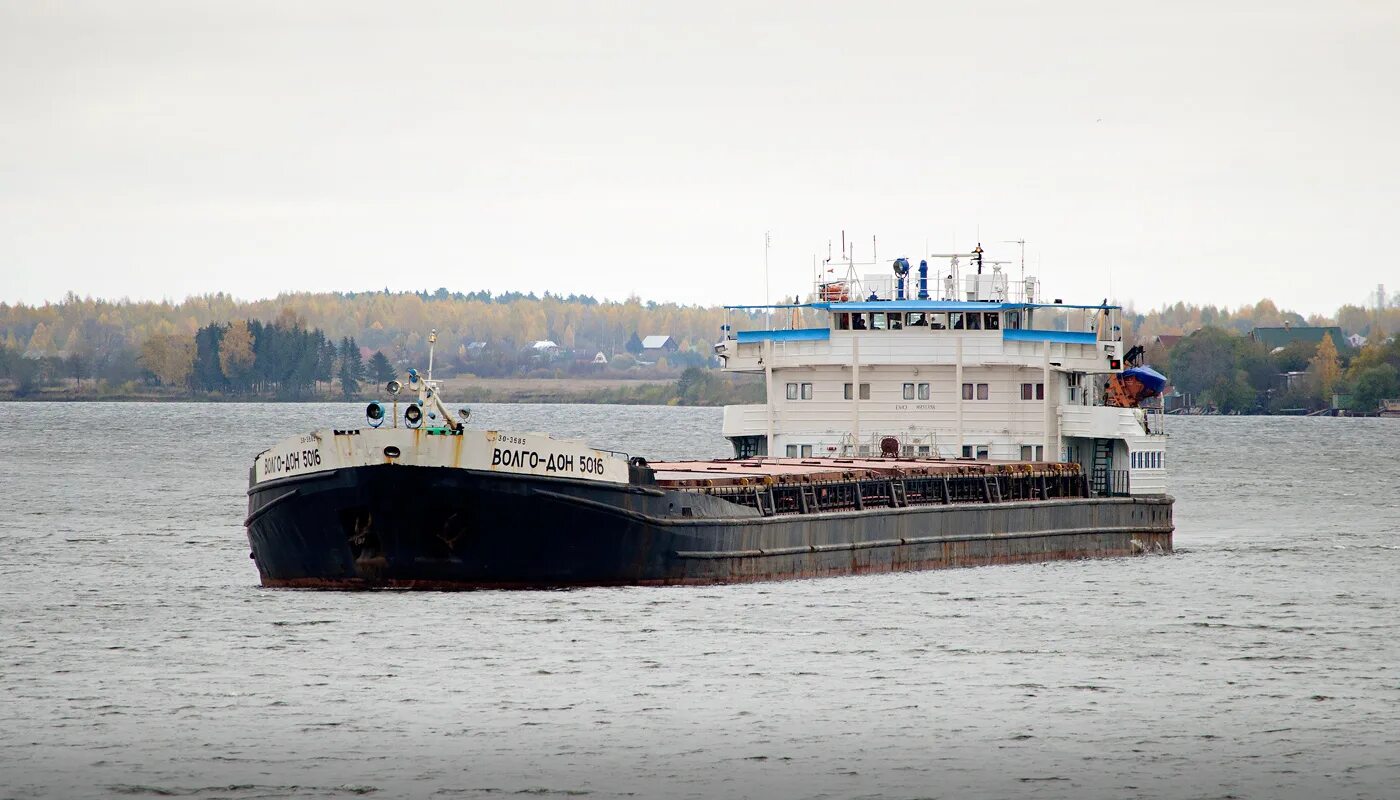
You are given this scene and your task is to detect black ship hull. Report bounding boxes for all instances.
[245,464,1174,589]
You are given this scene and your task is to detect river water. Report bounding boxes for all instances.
[1,403,1397,800]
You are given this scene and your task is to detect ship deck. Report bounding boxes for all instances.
[647,456,1074,489]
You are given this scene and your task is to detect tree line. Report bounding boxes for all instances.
[3,287,1399,408]
[1167,327,1399,413]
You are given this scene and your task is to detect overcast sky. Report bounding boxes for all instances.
[2,1,1397,315]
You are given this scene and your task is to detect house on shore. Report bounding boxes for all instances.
[1250,325,1345,352]
[641,335,679,358]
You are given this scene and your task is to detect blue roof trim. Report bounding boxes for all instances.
[811,301,1120,312]
[815,300,1015,312]
[736,327,831,343]
[1002,329,1100,344]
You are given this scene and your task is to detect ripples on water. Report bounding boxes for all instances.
[0,404,1397,800]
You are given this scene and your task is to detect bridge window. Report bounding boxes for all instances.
[733,436,766,458]
[950,313,964,330]
[907,312,927,327]
[985,313,1000,330]
[888,313,903,330]
[963,382,989,400]
[871,312,887,330]
[1005,311,1022,329]
[966,313,982,331]
[930,314,948,330]
[836,313,851,330]
[786,382,813,400]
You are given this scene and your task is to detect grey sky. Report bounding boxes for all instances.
[2,1,1396,315]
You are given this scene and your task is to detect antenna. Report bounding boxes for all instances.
[1003,239,1026,283]
[764,231,771,330]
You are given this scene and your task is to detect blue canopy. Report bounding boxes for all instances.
[1122,365,1167,393]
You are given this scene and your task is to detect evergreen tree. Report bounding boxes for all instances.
[368,350,395,385]
[315,335,337,392]
[192,324,228,393]
[625,331,644,355]
[338,337,365,399]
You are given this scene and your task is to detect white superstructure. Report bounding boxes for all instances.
[714,246,1168,497]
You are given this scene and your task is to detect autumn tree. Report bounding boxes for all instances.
[1307,334,1342,401]
[26,322,55,355]
[139,333,196,388]
[219,320,257,391]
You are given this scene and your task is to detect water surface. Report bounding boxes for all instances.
[1,404,1397,799]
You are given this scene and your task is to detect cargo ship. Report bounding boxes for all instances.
[245,243,1173,588]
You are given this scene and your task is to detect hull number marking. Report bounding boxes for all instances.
[492,448,608,476]
[262,447,322,477]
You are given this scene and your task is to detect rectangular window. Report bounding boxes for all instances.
[966,313,982,330]
[786,383,798,400]
[1022,383,1034,400]
[871,312,887,330]
[950,312,964,330]
[843,383,870,400]
[800,382,813,400]
[903,383,915,400]
[961,445,974,458]
[917,383,930,400]
[1132,452,1138,469]
[1035,445,1044,461]
[984,313,1000,331]
[800,445,813,458]
[1005,311,1021,329]
[962,383,974,400]
[976,446,989,460]
[786,445,798,457]
[836,313,850,330]
[1036,383,1045,400]
[1021,445,1034,460]
[976,383,989,400]
[888,313,903,330]
[930,314,947,330]
[907,312,926,327]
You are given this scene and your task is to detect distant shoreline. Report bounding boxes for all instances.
[0,376,736,406]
